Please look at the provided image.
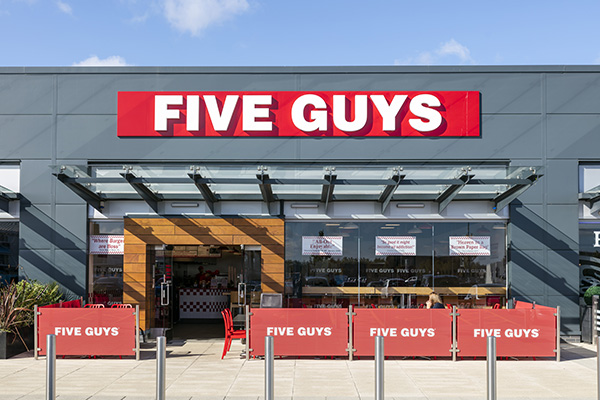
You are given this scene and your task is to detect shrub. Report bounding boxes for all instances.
[584,285,600,306]
[0,280,63,349]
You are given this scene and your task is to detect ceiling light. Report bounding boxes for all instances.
[171,202,199,208]
[291,203,319,208]
[396,203,425,208]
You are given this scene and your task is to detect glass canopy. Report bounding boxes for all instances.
[53,163,542,214]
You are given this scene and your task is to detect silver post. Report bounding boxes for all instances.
[487,336,497,400]
[156,336,166,400]
[135,305,140,361]
[594,296,599,346]
[34,305,39,360]
[245,304,250,361]
[452,306,458,362]
[375,336,384,400]
[556,306,561,362]
[265,336,274,400]
[46,334,56,400]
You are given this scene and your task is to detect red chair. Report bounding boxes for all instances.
[221,309,246,359]
[111,304,132,308]
[84,304,105,308]
[493,303,501,309]
[446,304,453,309]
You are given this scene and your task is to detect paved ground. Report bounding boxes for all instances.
[0,337,597,399]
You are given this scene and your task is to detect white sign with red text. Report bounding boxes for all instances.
[302,236,343,256]
[89,235,124,255]
[449,236,490,256]
[375,236,416,256]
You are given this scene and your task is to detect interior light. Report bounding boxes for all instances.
[291,203,319,208]
[171,202,199,208]
[385,223,400,226]
[396,203,425,208]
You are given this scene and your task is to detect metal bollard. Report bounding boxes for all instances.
[46,334,56,400]
[487,336,497,400]
[156,336,166,400]
[265,336,274,400]
[375,336,384,400]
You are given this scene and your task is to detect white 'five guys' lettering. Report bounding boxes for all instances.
[154,93,443,134]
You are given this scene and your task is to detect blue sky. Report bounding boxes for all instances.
[0,0,599,67]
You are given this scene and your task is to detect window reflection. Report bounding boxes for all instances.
[88,221,124,306]
[285,221,506,309]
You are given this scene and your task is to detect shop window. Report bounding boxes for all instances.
[88,221,124,306]
[0,221,19,285]
[579,222,600,298]
[284,221,506,309]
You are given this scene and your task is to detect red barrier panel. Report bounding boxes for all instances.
[354,309,452,357]
[249,308,348,357]
[457,309,556,357]
[514,300,533,309]
[37,308,136,356]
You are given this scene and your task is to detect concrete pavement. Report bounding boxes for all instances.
[0,337,597,399]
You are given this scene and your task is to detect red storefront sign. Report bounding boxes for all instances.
[118,91,480,138]
[353,309,452,357]
[457,309,556,357]
[249,308,348,356]
[37,308,136,356]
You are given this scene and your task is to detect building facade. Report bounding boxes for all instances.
[1,66,598,337]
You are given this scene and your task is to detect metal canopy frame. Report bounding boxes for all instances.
[53,164,543,215]
[435,170,472,214]
[0,185,18,213]
[492,170,539,213]
[121,171,160,213]
[579,184,600,214]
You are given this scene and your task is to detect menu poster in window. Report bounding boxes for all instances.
[302,236,343,256]
[375,236,416,256]
[449,236,490,256]
[89,235,124,255]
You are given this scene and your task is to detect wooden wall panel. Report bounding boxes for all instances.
[123,217,284,330]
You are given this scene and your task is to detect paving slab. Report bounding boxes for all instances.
[0,340,596,399]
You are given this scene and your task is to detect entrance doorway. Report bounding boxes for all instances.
[150,244,261,339]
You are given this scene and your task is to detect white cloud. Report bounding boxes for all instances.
[56,1,72,15]
[73,55,131,67]
[162,0,250,36]
[395,39,475,65]
[438,39,471,63]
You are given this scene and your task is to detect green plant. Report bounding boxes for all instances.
[0,280,63,349]
[584,285,600,306]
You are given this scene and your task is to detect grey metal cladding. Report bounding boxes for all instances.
[509,204,545,251]
[546,250,579,296]
[54,204,87,250]
[545,160,579,204]
[546,115,600,159]
[0,75,53,115]
[546,73,600,114]
[19,160,54,204]
[0,116,53,158]
[546,204,579,251]
[509,251,545,296]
